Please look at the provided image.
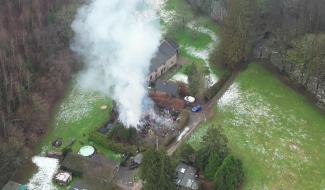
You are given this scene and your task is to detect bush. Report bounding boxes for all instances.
[108,124,137,144]
[177,110,190,130]
[89,132,136,154]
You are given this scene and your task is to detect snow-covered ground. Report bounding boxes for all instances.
[27,156,59,190]
[170,73,188,84]
[185,22,220,87]
[56,86,105,125]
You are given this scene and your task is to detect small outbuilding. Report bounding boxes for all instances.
[54,171,72,186]
[129,153,143,169]
[134,153,143,165]
[97,123,114,135]
[175,163,199,190]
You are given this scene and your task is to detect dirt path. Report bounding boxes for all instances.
[167,70,241,156]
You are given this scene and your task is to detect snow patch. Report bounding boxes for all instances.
[56,86,104,125]
[27,156,59,190]
[170,73,188,84]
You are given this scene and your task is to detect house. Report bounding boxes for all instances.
[1,181,26,190]
[148,39,179,82]
[175,163,199,190]
[155,80,179,97]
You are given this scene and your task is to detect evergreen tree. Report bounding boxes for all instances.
[203,126,229,159]
[220,0,258,69]
[204,152,223,179]
[213,155,244,190]
[140,149,176,190]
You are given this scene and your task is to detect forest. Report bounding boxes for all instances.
[0,0,80,186]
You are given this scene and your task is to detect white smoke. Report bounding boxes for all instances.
[71,0,161,126]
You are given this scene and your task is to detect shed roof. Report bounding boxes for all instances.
[150,40,179,73]
[155,80,179,97]
[175,163,199,190]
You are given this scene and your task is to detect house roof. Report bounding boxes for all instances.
[155,80,179,97]
[175,163,199,190]
[61,153,117,176]
[150,40,179,73]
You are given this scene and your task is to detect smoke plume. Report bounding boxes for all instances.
[71,0,161,126]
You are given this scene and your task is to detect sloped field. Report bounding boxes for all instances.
[189,63,325,190]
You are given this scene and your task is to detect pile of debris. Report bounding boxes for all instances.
[137,107,179,138]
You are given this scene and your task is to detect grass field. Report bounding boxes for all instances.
[39,83,122,161]
[189,63,325,190]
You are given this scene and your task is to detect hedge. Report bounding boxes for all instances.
[89,131,137,155]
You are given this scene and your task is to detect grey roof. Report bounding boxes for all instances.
[175,163,199,190]
[134,153,143,164]
[155,80,179,96]
[150,40,179,73]
[97,123,114,134]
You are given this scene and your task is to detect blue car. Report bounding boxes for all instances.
[191,105,202,112]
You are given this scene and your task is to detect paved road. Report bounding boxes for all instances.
[167,71,241,156]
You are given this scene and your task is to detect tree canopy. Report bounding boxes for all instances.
[140,149,176,190]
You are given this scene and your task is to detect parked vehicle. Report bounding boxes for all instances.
[191,105,202,112]
[184,96,195,103]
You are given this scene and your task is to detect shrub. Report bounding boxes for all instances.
[108,124,138,144]
[89,132,136,154]
[177,110,190,130]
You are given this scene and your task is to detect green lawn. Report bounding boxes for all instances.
[189,63,325,190]
[39,82,122,162]
[162,0,225,79]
